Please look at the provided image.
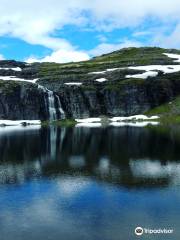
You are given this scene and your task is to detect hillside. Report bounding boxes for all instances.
[0,47,180,121]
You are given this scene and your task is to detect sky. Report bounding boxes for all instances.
[0,0,180,63]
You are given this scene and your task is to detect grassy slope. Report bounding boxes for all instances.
[36,47,180,79]
[147,96,180,123]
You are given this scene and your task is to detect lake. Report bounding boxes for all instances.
[0,125,179,240]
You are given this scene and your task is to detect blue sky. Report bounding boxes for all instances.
[0,0,180,63]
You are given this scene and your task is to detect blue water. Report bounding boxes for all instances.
[0,125,179,240]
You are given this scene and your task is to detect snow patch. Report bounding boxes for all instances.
[126,71,158,79]
[64,82,82,86]
[0,76,38,83]
[0,67,22,71]
[95,78,107,82]
[110,121,159,127]
[88,67,124,75]
[88,71,106,75]
[75,118,101,123]
[163,53,180,63]
[75,116,159,127]
[110,115,159,122]
[0,120,41,127]
[128,65,180,75]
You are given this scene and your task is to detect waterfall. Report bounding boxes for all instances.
[56,95,65,119]
[48,90,57,121]
[38,85,65,121]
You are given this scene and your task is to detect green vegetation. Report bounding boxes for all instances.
[146,96,180,124]
[92,47,174,65]
[147,96,180,116]
[36,47,180,84]
[120,78,145,85]
[41,119,76,127]
[104,78,145,92]
[0,80,21,94]
[79,85,96,91]
[160,115,180,124]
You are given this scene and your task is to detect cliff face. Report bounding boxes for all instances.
[49,76,180,119]
[1,47,180,120]
[0,81,48,120]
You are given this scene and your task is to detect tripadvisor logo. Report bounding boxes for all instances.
[135,227,143,236]
[134,226,174,236]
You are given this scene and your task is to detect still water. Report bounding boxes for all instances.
[0,125,179,240]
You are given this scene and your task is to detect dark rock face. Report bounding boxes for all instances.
[1,47,180,120]
[0,81,48,120]
[53,78,178,118]
[56,85,149,118]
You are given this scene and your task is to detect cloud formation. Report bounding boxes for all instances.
[89,40,142,56]
[1,0,180,62]
[26,49,90,63]
[0,54,4,60]
[152,24,180,49]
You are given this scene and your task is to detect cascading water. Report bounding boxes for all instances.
[48,90,57,121]
[56,95,65,119]
[38,85,65,121]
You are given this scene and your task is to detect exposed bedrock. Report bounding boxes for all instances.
[0,81,48,120]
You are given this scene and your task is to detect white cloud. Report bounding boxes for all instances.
[89,40,142,56]
[1,0,180,49]
[133,31,154,37]
[26,40,141,63]
[26,49,90,63]
[153,24,180,49]
[0,0,87,50]
[0,54,5,60]
[1,0,180,62]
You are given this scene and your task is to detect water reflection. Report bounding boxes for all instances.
[0,125,180,240]
[0,125,180,188]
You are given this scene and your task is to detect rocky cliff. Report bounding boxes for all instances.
[1,47,180,120]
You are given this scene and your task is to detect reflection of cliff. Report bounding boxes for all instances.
[0,126,180,187]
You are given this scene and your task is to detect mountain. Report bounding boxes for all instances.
[1,47,180,122]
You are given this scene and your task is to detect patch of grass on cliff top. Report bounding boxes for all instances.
[0,80,21,93]
[104,78,145,91]
[0,80,38,94]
